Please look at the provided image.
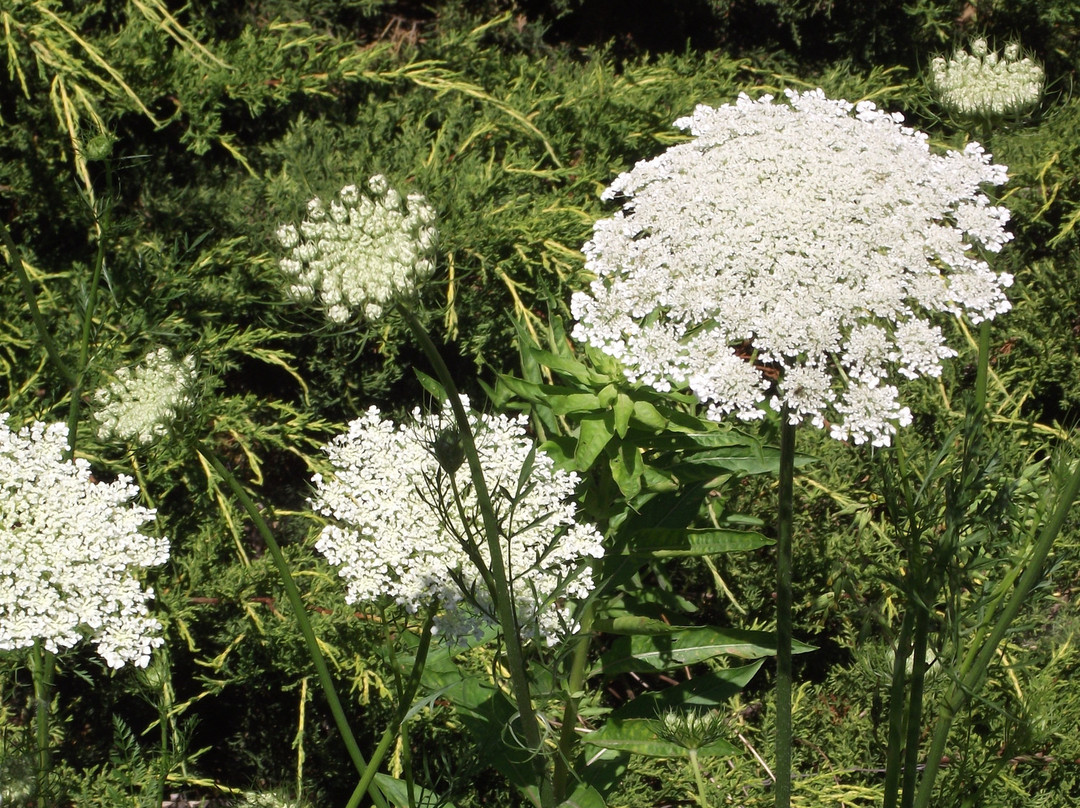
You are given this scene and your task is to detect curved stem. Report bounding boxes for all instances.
[399,305,550,805]
[775,410,797,808]
[196,442,389,808]
[66,164,112,453]
[0,220,77,390]
[551,599,595,802]
[912,455,1080,808]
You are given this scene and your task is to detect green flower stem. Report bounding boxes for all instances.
[552,599,595,802]
[346,609,437,808]
[900,599,931,808]
[0,219,77,390]
[65,176,112,454]
[775,409,796,808]
[912,454,1080,808]
[973,320,991,421]
[30,640,55,808]
[399,306,550,806]
[689,748,711,807]
[196,442,389,808]
[882,609,915,808]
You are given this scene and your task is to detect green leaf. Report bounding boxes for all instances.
[574,412,614,470]
[626,527,774,557]
[592,616,684,635]
[613,392,634,438]
[630,399,668,431]
[374,773,456,807]
[609,442,644,499]
[442,678,541,801]
[551,392,605,415]
[596,627,814,676]
[557,783,607,808]
[610,662,764,719]
[413,369,448,402]
[581,718,738,759]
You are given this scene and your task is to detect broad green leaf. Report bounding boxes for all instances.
[596,627,814,676]
[557,783,607,808]
[574,412,614,470]
[610,662,764,719]
[626,527,774,557]
[630,399,668,430]
[594,587,699,623]
[550,392,605,415]
[581,718,738,759]
[609,442,644,499]
[413,368,448,402]
[597,383,618,408]
[374,773,456,807]
[529,347,608,385]
[614,392,634,437]
[443,678,541,800]
[592,616,683,635]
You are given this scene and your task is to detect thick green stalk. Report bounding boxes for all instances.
[689,748,711,807]
[881,609,915,808]
[912,455,1080,808]
[899,601,931,808]
[775,411,797,808]
[399,306,550,805]
[31,641,55,808]
[551,599,595,802]
[972,321,991,422]
[196,443,389,808]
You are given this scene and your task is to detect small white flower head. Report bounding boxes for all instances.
[310,401,604,645]
[929,37,1044,122]
[93,348,196,446]
[0,414,168,667]
[571,89,1015,447]
[277,177,439,323]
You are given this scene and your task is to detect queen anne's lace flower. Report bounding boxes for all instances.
[571,89,1015,446]
[0,414,168,667]
[277,176,438,323]
[930,38,1044,122]
[310,403,604,644]
[93,348,196,445]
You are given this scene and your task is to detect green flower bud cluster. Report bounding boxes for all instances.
[277,176,438,323]
[93,348,196,446]
[930,38,1044,122]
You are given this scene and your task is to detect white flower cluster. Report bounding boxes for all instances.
[572,89,1014,447]
[930,38,1044,121]
[0,414,168,667]
[310,403,604,644]
[276,176,438,323]
[93,348,196,445]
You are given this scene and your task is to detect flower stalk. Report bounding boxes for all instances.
[399,305,552,805]
[195,443,390,808]
[775,409,796,808]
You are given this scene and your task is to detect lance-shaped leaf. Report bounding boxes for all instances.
[581,718,738,758]
[623,527,773,557]
[595,627,814,676]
